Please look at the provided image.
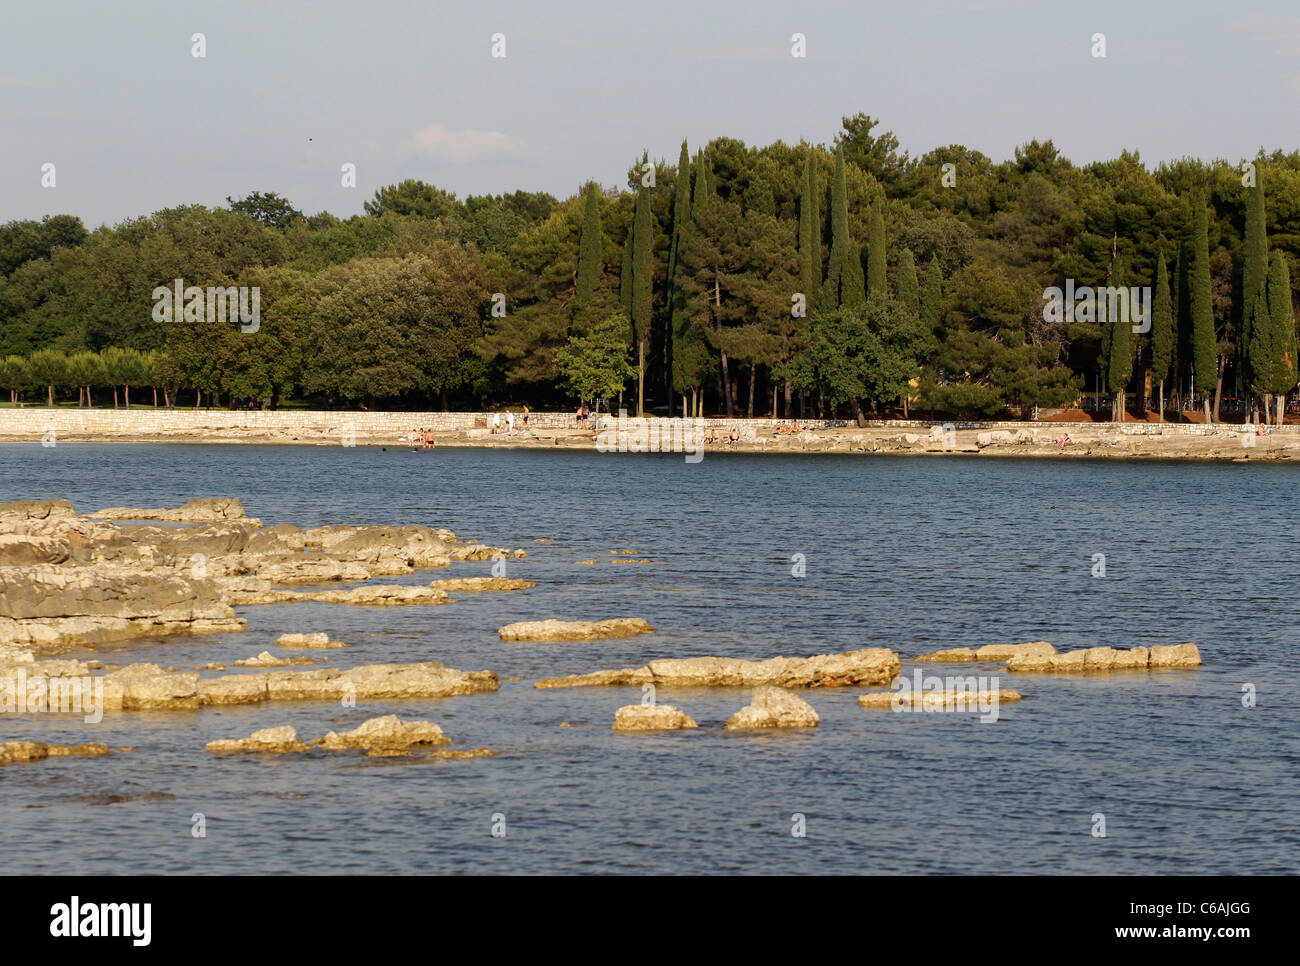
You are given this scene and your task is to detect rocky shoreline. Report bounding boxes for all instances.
[0,495,1205,769]
[4,410,1300,460]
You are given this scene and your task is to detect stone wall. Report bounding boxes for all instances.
[0,408,1296,440]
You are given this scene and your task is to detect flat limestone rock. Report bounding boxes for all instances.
[450,544,526,561]
[499,618,653,642]
[318,715,449,752]
[91,497,251,522]
[0,741,109,764]
[276,632,347,649]
[206,725,311,754]
[612,704,698,731]
[975,641,1056,661]
[231,651,317,668]
[1006,643,1200,673]
[537,648,900,690]
[0,565,243,650]
[914,647,979,662]
[859,689,1022,710]
[724,687,820,729]
[429,577,536,592]
[0,499,77,522]
[913,642,1055,662]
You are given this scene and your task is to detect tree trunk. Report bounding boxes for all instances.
[637,340,646,417]
[196,389,202,409]
[1212,370,1223,423]
[1158,379,1164,424]
[783,380,792,419]
[1278,392,1286,427]
[46,384,53,406]
[720,351,734,418]
[746,365,755,418]
[124,385,130,408]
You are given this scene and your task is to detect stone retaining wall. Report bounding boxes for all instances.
[0,408,1295,439]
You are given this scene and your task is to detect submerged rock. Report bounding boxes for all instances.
[612,704,698,732]
[725,687,820,729]
[537,648,899,690]
[859,689,1022,710]
[206,726,311,754]
[499,618,653,642]
[0,741,109,764]
[1006,643,1200,672]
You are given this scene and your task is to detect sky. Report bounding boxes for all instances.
[2,0,1299,228]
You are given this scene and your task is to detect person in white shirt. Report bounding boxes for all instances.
[492,412,501,434]
[506,410,515,434]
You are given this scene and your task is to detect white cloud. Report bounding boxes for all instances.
[404,124,523,163]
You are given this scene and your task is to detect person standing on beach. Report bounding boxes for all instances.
[492,412,501,434]
[506,410,515,435]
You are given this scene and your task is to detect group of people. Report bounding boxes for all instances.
[409,428,436,451]
[702,426,742,445]
[575,405,592,427]
[491,405,529,435]
[776,420,805,434]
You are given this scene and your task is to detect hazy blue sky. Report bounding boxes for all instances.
[3,0,1298,227]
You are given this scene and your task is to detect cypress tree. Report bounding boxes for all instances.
[822,145,865,311]
[574,182,604,329]
[1241,166,1268,394]
[867,202,888,301]
[1107,259,1133,421]
[667,140,691,416]
[1190,197,1217,420]
[921,256,943,333]
[1266,251,1296,424]
[619,218,634,318]
[798,150,821,319]
[1174,239,1192,400]
[1151,251,1174,422]
[896,247,919,318]
[631,177,654,415]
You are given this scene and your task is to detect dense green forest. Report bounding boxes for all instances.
[3,113,1298,422]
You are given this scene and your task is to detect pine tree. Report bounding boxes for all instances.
[631,176,655,415]
[921,256,943,334]
[867,202,887,301]
[1241,165,1268,397]
[822,145,865,312]
[798,150,821,319]
[1150,251,1174,422]
[896,247,918,318]
[1190,197,1217,421]
[574,182,604,330]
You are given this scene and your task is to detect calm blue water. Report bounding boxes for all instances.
[1,443,1296,874]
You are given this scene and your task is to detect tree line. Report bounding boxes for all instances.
[2,113,1298,422]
